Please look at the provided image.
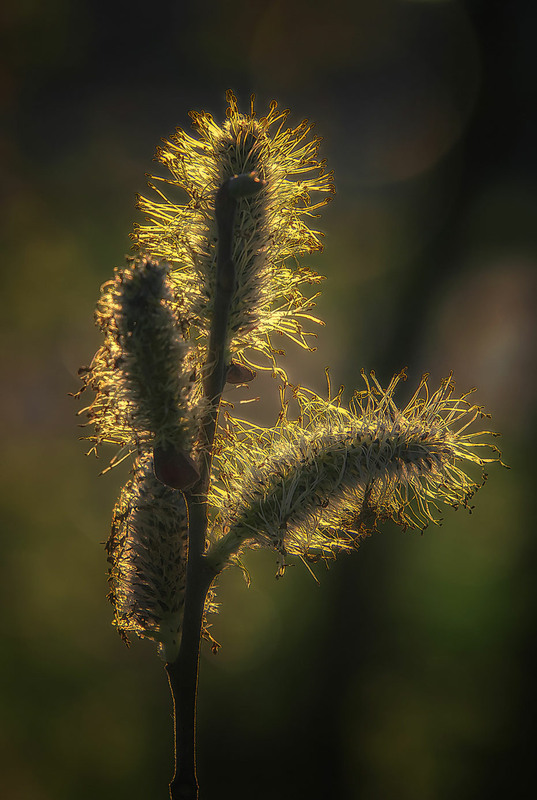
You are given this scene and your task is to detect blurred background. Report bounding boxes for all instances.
[1,0,536,798]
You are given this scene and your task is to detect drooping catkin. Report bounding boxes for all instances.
[207,371,501,573]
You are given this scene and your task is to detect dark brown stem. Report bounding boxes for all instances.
[166,546,215,800]
[165,177,243,800]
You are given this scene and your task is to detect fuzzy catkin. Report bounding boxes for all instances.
[115,257,195,447]
[207,372,500,572]
[79,255,196,457]
[106,455,189,660]
[135,90,334,364]
[105,454,218,660]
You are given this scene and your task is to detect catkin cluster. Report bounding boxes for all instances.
[79,93,335,654]
[78,93,501,656]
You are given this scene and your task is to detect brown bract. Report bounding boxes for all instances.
[153,443,200,490]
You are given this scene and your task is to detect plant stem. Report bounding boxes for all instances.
[165,177,241,800]
[166,539,215,800]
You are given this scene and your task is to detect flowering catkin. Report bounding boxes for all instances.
[134,90,334,365]
[78,255,196,461]
[207,371,500,573]
[106,454,190,661]
[106,454,218,660]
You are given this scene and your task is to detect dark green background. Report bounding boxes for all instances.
[2,1,535,798]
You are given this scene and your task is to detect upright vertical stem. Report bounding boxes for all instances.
[165,176,260,799]
[166,535,215,800]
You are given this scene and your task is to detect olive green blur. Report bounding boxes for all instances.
[1,1,535,798]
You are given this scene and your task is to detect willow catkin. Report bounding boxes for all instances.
[207,371,501,574]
